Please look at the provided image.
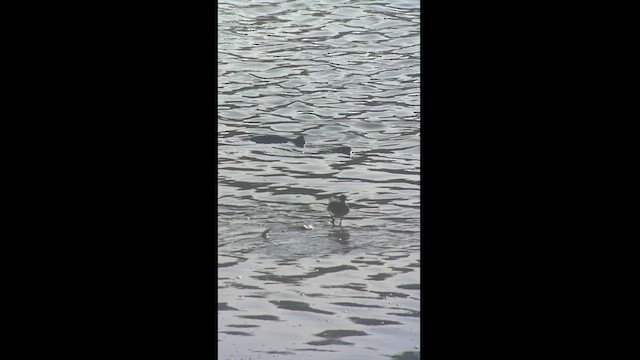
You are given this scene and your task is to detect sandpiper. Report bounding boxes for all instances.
[327,195,349,227]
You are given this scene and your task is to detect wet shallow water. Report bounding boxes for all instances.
[218,0,420,358]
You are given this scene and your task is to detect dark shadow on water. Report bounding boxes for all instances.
[218,302,240,311]
[388,351,421,360]
[228,282,263,290]
[387,310,421,318]
[236,314,281,321]
[397,283,420,290]
[307,339,354,346]
[227,324,259,328]
[371,290,411,299]
[330,302,384,308]
[314,329,368,338]
[348,317,403,326]
[367,272,397,281]
[263,351,295,355]
[292,348,337,353]
[321,283,368,291]
[220,331,253,336]
[269,300,334,315]
[306,329,368,346]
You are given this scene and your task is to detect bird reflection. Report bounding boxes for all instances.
[328,228,350,242]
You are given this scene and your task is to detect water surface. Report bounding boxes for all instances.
[218,0,420,358]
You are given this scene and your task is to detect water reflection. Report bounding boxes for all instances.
[327,228,350,242]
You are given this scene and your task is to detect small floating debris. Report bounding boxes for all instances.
[302,224,314,230]
[261,228,271,239]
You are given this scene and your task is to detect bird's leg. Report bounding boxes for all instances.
[330,216,335,227]
[339,218,343,227]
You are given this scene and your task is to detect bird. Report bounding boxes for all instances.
[249,135,305,148]
[327,195,349,227]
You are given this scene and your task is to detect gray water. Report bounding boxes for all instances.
[218,0,420,358]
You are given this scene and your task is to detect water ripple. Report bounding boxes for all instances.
[219,0,420,358]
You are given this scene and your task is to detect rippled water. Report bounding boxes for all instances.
[218,0,420,358]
